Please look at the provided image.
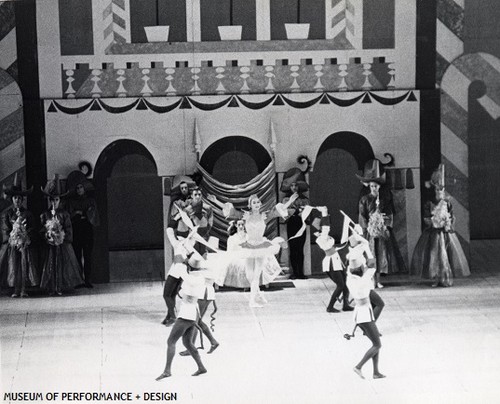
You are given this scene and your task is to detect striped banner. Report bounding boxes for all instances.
[440,52,500,253]
[436,0,464,86]
[103,0,128,54]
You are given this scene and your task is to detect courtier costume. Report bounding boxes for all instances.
[357,160,407,276]
[0,176,39,296]
[39,176,83,295]
[410,165,470,286]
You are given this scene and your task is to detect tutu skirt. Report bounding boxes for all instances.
[207,237,284,288]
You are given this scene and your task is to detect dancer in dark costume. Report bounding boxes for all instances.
[66,169,99,288]
[281,164,310,279]
[357,159,407,288]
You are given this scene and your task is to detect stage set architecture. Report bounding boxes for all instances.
[1,0,500,284]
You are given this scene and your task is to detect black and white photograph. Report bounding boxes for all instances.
[1,0,500,402]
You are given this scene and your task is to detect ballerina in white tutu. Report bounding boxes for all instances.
[208,193,298,307]
[222,219,251,289]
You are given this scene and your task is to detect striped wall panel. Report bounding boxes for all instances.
[0,69,25,187]
[345,0,362,49]
[103,0,129,54]
[0,4,25,201]
[326,0,360,49]
[440,52,500,253]
[436,0,464,86]
[326,0,347,43]
[0,1,17,79]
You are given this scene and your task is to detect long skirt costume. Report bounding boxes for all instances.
[0,207,39,293]
[410,198,470,286]
[40,209,83,293]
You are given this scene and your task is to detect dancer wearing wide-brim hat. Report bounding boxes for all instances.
[410,164,470,286]
[0,173,39,297]
[39,175,83,295]
[357,159,407,287]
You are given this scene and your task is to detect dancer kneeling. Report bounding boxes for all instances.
[346,247,385,380]
[156,273,207,380]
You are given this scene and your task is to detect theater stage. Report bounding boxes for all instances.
[2,255,500,404]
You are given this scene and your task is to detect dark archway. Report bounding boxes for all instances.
[469,80,500,239]
[309,132,374,274]
[93,139,163,283]
[200,136,272,185]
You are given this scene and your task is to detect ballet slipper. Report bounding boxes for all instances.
[207,342,219,354]
[256,294,267,304]
[192,368,207,376]
[353,367,365,379]
[155,371,171,380]
[179,350,191,356]
[373,372,386,379]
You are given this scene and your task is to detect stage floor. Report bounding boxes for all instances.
[2,267,500,404]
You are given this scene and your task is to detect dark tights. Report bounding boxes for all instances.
[160,318,206,377]
[356,321,382,375]
[369,290,385,321]
[163,276,182,320]
[189,299,217,347]
[326,270,350,310]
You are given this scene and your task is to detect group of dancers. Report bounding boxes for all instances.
[0,170,99,297]
[0,159,470,381]
[156,159,471,380]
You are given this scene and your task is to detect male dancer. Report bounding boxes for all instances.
[162,177,193,326]
[163,184,213,326]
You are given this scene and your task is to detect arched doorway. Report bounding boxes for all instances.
[93,140,163,283]
[200,136,272,185]
[309,132,374,273]
[199,136,275,247]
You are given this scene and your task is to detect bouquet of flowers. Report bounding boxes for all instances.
[431,200,452,231]
[9,216,31,250]
[45,212,65,246]
[367,210,388,239]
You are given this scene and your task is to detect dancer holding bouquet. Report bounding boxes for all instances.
[410,164,470,286]
[0,174,39,297]
[40,175,83,295]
